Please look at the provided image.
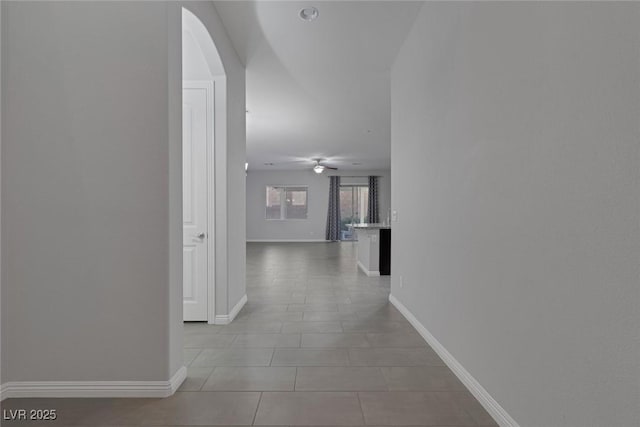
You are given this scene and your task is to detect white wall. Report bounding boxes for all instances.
[390,3,639,427]
[0,0,3,387]
[182,9,224,81]
[1,0,246,389]
[2,1,176,383]
[247,169,390,241]
[167,2,183,383]
[183,30,214,81]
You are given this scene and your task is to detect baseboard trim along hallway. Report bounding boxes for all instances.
[389,294,520,427]
[0,366,187,400]
[214,294,248,325]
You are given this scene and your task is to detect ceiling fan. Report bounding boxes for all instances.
[312,159,338,174]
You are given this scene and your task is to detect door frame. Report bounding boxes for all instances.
[183,80,215,323]
[339,183,369,241]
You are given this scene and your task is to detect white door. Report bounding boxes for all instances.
[183,84,210,321]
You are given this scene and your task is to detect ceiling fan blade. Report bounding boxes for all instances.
[325,166,338,170]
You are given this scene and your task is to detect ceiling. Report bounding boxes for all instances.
[213,1,422,171]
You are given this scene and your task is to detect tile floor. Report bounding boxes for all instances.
[1,242,497,426]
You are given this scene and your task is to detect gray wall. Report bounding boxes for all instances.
[390,3,639,427]
[246,170,390,241]
[1,1,245,384]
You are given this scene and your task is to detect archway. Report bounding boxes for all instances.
[181,7,226,324]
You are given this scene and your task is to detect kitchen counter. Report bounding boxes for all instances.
[350,223,391,230]
[349,224,391,276]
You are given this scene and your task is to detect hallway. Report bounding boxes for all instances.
[2,243,496,426]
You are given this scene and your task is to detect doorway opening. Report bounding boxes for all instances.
[181,7,225,323]
[339,185,369,241]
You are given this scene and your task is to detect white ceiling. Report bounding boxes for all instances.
[213,1,422,171]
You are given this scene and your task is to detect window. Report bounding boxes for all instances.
[266,186,308,220]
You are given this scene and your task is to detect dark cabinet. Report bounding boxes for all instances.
[379,229,391,275]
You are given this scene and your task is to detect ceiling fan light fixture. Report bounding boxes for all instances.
[299,7,319,22]
[313,164,325,174]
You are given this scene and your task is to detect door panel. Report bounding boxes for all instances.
[183,86,209,321]
[183,247,196,300]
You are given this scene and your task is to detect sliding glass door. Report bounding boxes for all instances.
[339,185,369,241]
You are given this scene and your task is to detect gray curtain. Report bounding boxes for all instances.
[367,176,379,223]
[325,176,341,241]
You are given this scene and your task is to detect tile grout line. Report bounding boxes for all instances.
[268,346,276,366]
[293,367,298,391]
[379,366,390,391]
[250,391,263,426]
[355,390,367,425]
[228,334,239,347]
[197,366,215,391]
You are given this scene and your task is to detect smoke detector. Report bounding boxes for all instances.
[299,7,319,22]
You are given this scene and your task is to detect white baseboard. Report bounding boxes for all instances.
[0,382,8,401]
[169,366,187,394]
[389,294,520,427]
[246,239,329,243]
[357,260,380,277]
[214,294,247,325]
[0,366,187,400]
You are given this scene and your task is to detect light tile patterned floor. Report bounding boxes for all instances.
[1,242,497,426]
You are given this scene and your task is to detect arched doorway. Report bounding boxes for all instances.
[181,7,226,324]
